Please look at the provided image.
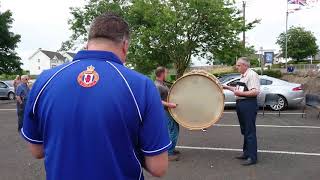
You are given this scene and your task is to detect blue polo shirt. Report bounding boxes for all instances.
[21,50,171,180]
[16,83,29,101]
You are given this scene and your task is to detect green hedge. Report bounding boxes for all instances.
[0,74,17,81]
[290,60,320,64]
[254,70,282,78]
[212,69,282,79]
[271,64,282,69]
[148,69,282,83]
[0,74,38,81]
[212,71,238,78]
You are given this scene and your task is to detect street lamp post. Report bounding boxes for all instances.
[260,47,264,76]
[285,10,289,70]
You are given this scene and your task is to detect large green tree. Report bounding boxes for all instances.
[276,26,319,61]
[62,0,258,77]
[213,41,257,65]
[0,9,22,75]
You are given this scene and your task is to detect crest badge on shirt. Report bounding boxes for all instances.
[77,65,99,88]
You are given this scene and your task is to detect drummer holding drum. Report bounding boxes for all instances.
[154,67,180,161]
[223,57,260,166]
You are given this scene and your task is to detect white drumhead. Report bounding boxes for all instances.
[168,73,224,130]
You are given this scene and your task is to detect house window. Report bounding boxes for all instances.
[38,66,41,70]
[38,59,40,63]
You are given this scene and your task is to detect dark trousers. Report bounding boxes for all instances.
[236,99,258,161]
[17,102,25,131]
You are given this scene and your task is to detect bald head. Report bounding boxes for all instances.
[21,75,29,84]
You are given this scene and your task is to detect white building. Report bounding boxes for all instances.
[27,49,75,75]
[274,53,293,64]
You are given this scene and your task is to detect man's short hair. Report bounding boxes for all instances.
[238,57,250,67]
[155,67,166,77]
[88,12,130,43]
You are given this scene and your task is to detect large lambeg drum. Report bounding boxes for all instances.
[168,70,225,130]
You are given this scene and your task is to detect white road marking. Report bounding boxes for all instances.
[176,146,320,157]
[0,109,317,128]
[214,124,320,129]
[0,109,16,111]
[0,109,305,115]
[224,111,305,115]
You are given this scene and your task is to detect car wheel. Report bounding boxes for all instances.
[8,92,15,100]
[270,95,287,111]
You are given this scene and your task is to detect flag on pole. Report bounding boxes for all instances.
[288,0,319,6]
[288,0,318,12]
[288,0,308,6]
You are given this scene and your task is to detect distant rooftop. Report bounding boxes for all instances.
[40,50,66,60]
[66,52,76,58]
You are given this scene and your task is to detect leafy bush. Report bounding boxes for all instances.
[0,74,38,81]
[167,74,177,82]
[250,58,260,68]
[148,74,176,83]
[271,64,282,69]
[290,60,320,64]
[254,70,282,78]
[0,74,17,80]
[211,70,238,78]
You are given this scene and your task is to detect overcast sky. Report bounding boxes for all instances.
[1,0,320,67]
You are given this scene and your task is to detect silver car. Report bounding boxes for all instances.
[0,81,15,100]
[221,74,304,110]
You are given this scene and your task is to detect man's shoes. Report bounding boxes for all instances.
[235,155,248,160]
[242,158,257,166]
[169,154,180,161]
[173,150,181,155]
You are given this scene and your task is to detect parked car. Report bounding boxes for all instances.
[221,74,304,110]
[218,73,240,84]
[0,81,15,100]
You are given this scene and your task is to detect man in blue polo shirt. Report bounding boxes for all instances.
[21,13,171,180]
[16,75,30,132]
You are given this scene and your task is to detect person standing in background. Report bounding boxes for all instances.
[13,75,21,93]
[223,57,260,166]
[16,75,29,132]
[155,67,180,161]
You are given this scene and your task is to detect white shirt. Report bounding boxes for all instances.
[236,68,260,98]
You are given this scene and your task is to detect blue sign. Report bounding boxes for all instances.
[264,52,274,64]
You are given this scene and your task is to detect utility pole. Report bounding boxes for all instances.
[242,1,246,48]
[285,10,288,70]
[260,47,264,75]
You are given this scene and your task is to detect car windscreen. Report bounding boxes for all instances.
[219,75,240,84]
[4,81,13,87]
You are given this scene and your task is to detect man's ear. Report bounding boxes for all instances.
[123,40,129,54]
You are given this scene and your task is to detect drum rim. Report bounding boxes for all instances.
[167,72,225,130]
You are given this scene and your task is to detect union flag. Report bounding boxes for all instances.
[288,0,318,6]
[288,0,307,5]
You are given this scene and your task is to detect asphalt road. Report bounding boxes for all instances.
[1,100,320,180]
